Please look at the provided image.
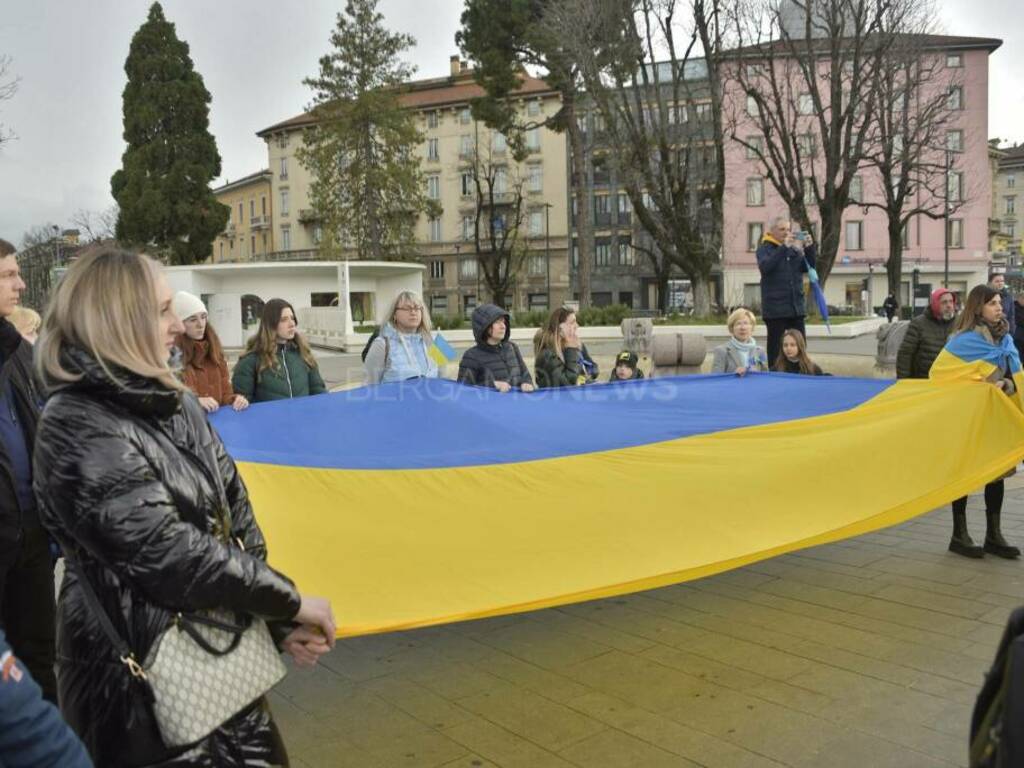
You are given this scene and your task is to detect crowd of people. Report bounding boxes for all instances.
[0,227,1021,765]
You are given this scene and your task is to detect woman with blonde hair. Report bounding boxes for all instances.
[533,306,598,388]
[32,245,337,766]
[711,308,768,375]
[364,290,439,384]
[231,298,326,402]
[8,305,41,344]
[172,291,248,412]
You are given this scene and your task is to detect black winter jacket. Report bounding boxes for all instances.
[756,236,814,320]
[32,347,301,767]
[0,318,41,558]
[896,310,955,379]
[457,304,533,389]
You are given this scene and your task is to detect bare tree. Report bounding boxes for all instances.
[553,0,728,315]
[725,0,909,287]
[21,223,60,250]
[0,55,18,150]
[70,205,120,243]
[858,6,966,295]
[462,135,530,309]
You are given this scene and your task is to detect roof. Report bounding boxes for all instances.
[257,70,558,137]
[999,144,1024,168]
[213,169,271,194]
[724,32,1002,58]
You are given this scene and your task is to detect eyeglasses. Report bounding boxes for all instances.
[396,305,423,313]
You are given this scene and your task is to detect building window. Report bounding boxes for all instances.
[619,291,634,307]
[463,294,477,317]
[595,242,611,266]
[528,292,549,310]
[427,111,439,128]
[528,210,543,236]
[219,242,223,260]
[901,220,910,249]
[430,260,444,279]
[746,178,765,207]
[250,235,255,255]
[527,100,541,117]
[798,93,814,115]
[426,174,440,200]
[1006,222,1016,239]
[279,189,289,216]
[845,220,863,250]
[459,134,474,158]
[948,218,963,248]
[249,199,255,218]
[459,258,477,279]
[947,130,963,152]
[461,215,474,240]
[618,241,635,266]
[618,194,631,213]
[946,52,963,68]
[431,294,448,315]
[593,112,606,132]
[279,157,288,180]
[529,254,546,275]
[594,195,611,215]
[461,172,474,197]
[1009,175,1016,189]
[695,102,711,121]
[427,138,439,161]
[797,133,816,157]
[313,224,323,245]
[525,127,541,151]
[281,226,291,250]
[493,167,508,195]
[459,107,471,125]
[1006,196,1016,215]
[747,222,763,251]
[947,86,963,110]
[948,171,964,202]
[527,164,542,193]
[261,196,267,216]
[238,202,243,223]
[429,217,442,242]
[492,132,507,154]
[803,178,815,205]
[572,244,579,268]
[746,136,764,159]
[746,95,759,117]
[849,175,863,203]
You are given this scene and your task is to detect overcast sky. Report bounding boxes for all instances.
[0,0,1021,244]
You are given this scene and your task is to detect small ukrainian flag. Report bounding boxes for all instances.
[429,332,458,367]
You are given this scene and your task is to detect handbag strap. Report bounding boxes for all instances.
[65,558,148,681]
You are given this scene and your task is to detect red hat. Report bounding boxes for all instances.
[929,288,953,318]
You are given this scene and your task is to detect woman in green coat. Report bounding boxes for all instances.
[232,298,327,402]
[533,306,598,388]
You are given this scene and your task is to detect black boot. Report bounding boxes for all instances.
[984,510,1021,559]
[949,509,984,558]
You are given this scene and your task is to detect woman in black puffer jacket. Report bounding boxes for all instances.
[32,246,337,767]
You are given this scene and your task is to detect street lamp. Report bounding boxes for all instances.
[543,202,553,310]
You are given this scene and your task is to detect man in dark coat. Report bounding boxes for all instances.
[0,238,56,702]
[991,271,1016,331]
[895,287,957,379]
[882,293,899,323]
[458,304,535,392]
[756,215,816,365]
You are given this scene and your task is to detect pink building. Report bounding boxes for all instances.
[721,35,1002,314]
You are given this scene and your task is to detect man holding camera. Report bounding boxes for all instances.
[756,215,817,366]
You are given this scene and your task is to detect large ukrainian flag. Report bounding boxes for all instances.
[930,328,1024,411]
[210,374,1024,638]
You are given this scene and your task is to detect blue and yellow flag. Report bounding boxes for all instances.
[428,332,457,367]
[930,329,1024,411]
[210,374,1024,637]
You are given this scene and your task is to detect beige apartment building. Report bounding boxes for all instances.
[993,143,1024,261]
[255,56,570,318]
[211,170,274,263]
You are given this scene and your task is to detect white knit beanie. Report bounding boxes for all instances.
[172,291,207,321]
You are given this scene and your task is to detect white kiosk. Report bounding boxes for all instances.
[163,260,425,350]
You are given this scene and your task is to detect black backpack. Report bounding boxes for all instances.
[360,328,389,366]
[970,607,1024,767]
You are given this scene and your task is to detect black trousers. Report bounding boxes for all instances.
[0,522,57,702]
[764,316,806,369]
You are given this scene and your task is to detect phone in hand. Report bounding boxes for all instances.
[793,231,806,242]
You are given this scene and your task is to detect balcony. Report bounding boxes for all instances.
[223,223,236,237]
[250,215,271,230]
[298,208,320,223]
[480,191,518,207]
[254,249,322,262]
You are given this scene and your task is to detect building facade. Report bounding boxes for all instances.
[211,170,274,263]
[993,143,1024,262]
[722,35,1001,312]
[255,56,571,318]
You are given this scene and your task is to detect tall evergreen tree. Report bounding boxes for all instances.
[297,0,437,261]
[111,3,228,265]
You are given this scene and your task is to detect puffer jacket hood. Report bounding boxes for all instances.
[471,304,511,346]
[33,345,301,766]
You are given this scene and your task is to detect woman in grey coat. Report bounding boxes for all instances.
[711,308,768,375]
